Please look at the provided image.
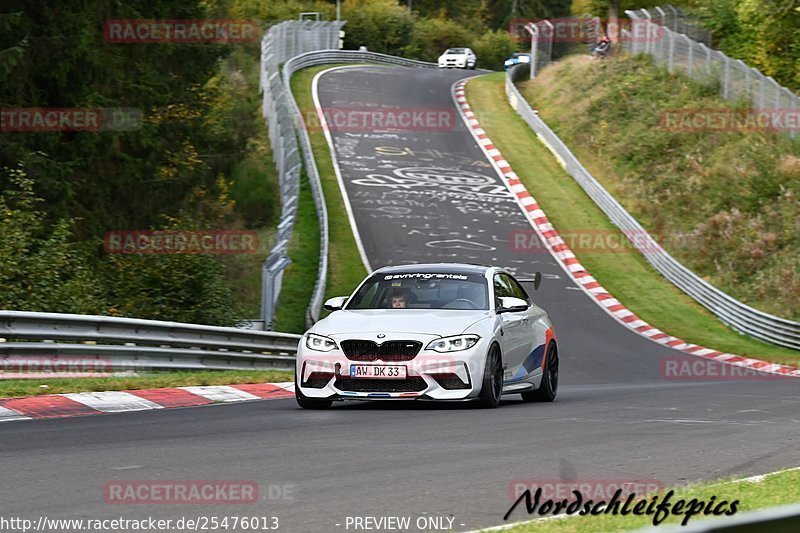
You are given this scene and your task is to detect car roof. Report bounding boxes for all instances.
[373,263,491,276]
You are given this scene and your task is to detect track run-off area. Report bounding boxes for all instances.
[1,66,798,533]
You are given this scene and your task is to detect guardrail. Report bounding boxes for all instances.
[505,63,800,350]
[263,47,437,328]
[259,22,438,329]
[259,20,346,331]
[0,311,301,371]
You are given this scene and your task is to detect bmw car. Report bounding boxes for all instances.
[295,264,559,409]
[437,48,477,69]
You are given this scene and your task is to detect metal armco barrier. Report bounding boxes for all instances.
[259,20,345,330]
[505,64,800,350]
[260,31,438,328]
[0,311,301,371]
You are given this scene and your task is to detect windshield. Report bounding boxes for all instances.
[347,272,489,310]
[445,48,465,54]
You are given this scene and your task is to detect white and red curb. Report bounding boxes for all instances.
[452,79,800,379]
[0,382,295,423]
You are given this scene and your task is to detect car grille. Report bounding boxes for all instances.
[334,376,427,393]
[341,340,422,361]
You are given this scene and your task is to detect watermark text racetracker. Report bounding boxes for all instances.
[0,516,280,532]
[104,20,259,44]
[1,108,141,132]
[508,17,665,43]
[104,230,260,255]
[305,107,456,133]
[0,356,111,379]
[510,229,671,254]
[660,355,800,381]
[661,108,800,133]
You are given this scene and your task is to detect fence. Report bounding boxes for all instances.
[259,20,345,330]
[622,11,799,138]
[0,311,301,372]
[526,15,599,79]
[626,5,712,46]
[506,63,800,350]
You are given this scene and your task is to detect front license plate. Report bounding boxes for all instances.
[349,364,407,379]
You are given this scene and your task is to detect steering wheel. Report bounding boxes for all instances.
[444,298,477,310]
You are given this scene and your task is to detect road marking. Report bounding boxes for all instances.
[180,385,262,403]
[64,391,164,413]
[0,406,31,423]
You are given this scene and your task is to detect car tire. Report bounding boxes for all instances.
[522,342,558,403]
[477,344,503,408]
[295,372,333,409]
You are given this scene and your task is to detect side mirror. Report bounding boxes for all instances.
[323,296,348,312]
[498,296,529,313]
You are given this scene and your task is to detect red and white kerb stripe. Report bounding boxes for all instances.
[0,382,294,423]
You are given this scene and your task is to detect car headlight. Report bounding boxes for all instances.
[426,335,480,353]
[305,333,338,352]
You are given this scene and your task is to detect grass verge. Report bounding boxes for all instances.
[272,172,321,332]
[465,72,799,364]
[519,55,799,321]
[499,467,800,532]
[0,370,293,399]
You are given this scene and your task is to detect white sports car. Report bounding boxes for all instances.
[295,264,559,409]
[437,47,477,69]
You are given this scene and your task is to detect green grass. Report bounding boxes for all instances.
[499,468,800,532]
[465,73,799,364]
[0,370,293,399]
[272,173,322,332]
[290,65,369,303]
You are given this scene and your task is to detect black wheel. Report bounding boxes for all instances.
[522,342,558,402]
[295,373,333,410]
[477,344,503,408]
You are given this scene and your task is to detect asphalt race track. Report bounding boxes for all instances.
[1,66,798,532]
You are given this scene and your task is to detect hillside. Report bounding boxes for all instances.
[518,54,800,320]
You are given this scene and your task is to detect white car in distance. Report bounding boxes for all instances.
[438,48,477,69]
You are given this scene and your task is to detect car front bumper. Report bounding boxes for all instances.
[296,340,489,401]
[438,59,468,68]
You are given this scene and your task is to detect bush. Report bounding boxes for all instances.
[342,0,415,55]
[405,18,473,62]
[0,168,106,314]
[470,29,517,71]
[101,217,245,326]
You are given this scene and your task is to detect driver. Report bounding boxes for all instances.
[390,290,409,309]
